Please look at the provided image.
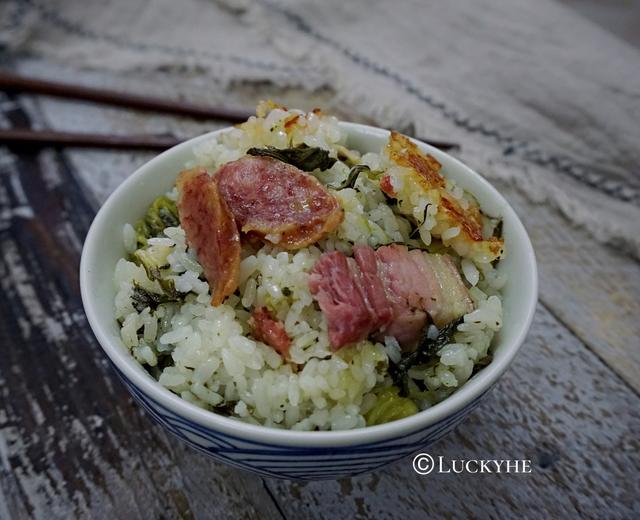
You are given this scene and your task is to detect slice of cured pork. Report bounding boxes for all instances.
[308,251,374,348]
[309,244,473,350]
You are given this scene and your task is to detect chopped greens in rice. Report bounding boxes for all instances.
[114,101,506,431]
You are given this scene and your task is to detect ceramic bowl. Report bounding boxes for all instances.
[80,123,537,480]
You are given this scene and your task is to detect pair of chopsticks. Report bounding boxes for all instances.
[0,71,251,150]
[0,70,459,151]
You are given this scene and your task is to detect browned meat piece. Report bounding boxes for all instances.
[249,306,292,358]
[176,168,241,306]
[215,156,343,249]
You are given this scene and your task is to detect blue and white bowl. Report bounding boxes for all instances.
[80,123,537,480]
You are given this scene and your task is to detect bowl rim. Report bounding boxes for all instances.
[80,122,538,448]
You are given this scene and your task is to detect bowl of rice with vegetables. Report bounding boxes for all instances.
[81,101,537,479]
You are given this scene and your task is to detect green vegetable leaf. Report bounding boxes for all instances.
[134,195,179,246]
[490,219,504,267]
[134,219,150,247]
[388,317,463,396]
[493,219,503,239]
[130,283,180,312]
[246,144,336,172]
[409,203,431,239]
[365,386,418,425]
[343,164,370,189]
[131,244,181,299]
[318,163,371,190]
[471,354,493,377]
[213,402,236,416]
[132,244,171,279]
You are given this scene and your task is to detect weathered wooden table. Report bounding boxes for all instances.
[1,0,639,518]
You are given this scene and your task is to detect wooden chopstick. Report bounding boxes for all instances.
[0,128,460,152]
[0,71,460,150]
[0,128,182,150]
[0,70,252,123]
[413,137,458,150]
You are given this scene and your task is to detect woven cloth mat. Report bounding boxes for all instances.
[2,0,639,257]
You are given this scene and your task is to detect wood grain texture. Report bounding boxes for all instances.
[0,129,284,520]
[489,177,640,394]
[266,305,640,519]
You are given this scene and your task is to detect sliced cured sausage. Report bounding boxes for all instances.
[215,156,343,249]
[176,168,241,306]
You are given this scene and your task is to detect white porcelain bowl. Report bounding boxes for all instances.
[80,123,537,480]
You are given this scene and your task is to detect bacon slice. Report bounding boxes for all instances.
[374,245,430,346]
[176,168,241,306]
[249,306,292,358]
[215,156,343,249]
[309,244,473,350]
[308,251,373,349]
[352,244,393,331]
[418,253,473,326]
[375,245,473,340]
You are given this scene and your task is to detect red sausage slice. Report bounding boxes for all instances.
[215,156,343,249]
[176,168,241,306]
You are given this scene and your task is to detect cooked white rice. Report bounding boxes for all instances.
[114,103,505,430]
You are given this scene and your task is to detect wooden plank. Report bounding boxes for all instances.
[266,303,640,518]
[0,120,284,519]
[489,178,640,394]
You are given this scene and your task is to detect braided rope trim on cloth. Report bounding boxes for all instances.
[2,0,639,258]
[6,0,636,205]
[2,0,329,90]
[259,0,639,206]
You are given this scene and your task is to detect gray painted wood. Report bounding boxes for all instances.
[266,304,640,519]
[0,129,284,520]
[489,179,640,393]
[1,0,639,517]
